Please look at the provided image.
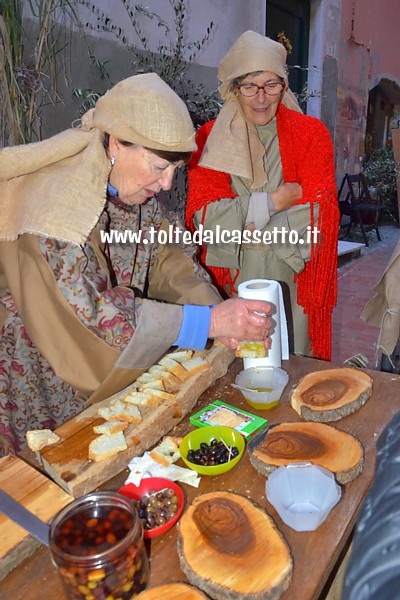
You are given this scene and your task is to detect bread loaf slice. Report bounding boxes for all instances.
[93,421,129,435]
[135,373,166,391]
[89,431,128,462]
[181,356,209,375]
[166,350,193,363]
[158,357,190,381]
[137,379,166,392]
[145,389,175,402]
[122,391,163,409]
[150,436,181,467]
[26,429,61,452]
[148,366,181,392]
[98,400,142,424]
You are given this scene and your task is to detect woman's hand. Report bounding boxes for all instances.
[271,182,303,211]
[209,299,272,349]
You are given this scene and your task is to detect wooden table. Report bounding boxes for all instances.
[2,355,400,600]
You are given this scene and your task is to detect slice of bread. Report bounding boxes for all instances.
[148,366,181,392]
[150,436,181,467]
[123,391,164,409]
[138,379,165,392]
[136,372,157,383]
[147,389,176,402]
[89,431,128,462]
[168,435,183,447]
[166,350,193,364]
[93,421,129,435]
[136,373,166,390]
[122,392,146,405]
[26,429,61,452]
[158,357,190,381]
[98,400,142,424]
[181,355,209,376]
[117,389,145,403]
[235,341,266,358]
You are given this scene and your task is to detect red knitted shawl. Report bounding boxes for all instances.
[186,104,339,360]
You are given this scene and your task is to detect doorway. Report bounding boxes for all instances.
[366,79,400,158]
[266,0,310,103]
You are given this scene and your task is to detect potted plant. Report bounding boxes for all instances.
[363,144,398,224]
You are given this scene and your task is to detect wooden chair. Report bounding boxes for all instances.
[338,173,385,246]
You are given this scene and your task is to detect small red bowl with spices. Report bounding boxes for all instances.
[118,477,184,539]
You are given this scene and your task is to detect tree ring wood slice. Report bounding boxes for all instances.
[249,422,364,484]
[177,491,293,600]
[136,582,208,599]
[290,368,373,422]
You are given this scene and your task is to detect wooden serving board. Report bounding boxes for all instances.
[36,344,235,497]
[248,422,364,484]
[290,367,373,422]
[0,456,73,581]
[137,583,208,599]
[177,491,292,600]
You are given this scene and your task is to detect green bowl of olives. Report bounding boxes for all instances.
[179,426,245,475]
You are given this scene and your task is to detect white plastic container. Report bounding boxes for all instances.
[265,462,342,531]
[233,366,289,410]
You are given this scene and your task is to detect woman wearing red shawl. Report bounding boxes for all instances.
[186,31,339,360]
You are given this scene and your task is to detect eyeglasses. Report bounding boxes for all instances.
[237,81,285,97]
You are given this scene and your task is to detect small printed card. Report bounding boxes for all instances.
[190,400,268,440]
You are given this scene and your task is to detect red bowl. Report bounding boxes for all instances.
[118,477,184,539]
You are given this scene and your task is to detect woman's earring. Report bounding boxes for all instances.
[111,156,115,166]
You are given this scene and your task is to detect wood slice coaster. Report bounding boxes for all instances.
[177,491,293,600]
[248,422,364,484]
[137,583,208,599]
[290,367,373,422]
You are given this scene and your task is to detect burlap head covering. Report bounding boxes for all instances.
[199,30,302,189]
[0,73,196,245]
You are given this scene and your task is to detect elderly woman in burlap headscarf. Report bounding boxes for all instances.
[186,31,339,361]
[0,73,272,455]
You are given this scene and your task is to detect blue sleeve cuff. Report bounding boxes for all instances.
[173,305,211,350]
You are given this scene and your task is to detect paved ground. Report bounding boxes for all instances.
[331,224,399,368]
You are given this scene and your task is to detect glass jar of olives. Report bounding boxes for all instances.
[49,491,150,600]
